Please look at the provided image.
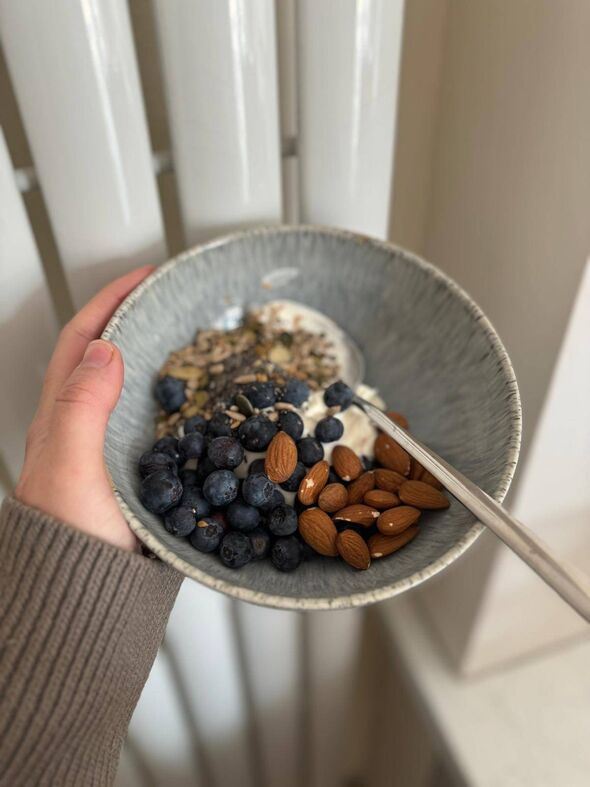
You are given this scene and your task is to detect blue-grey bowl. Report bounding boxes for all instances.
[102,226,521,610]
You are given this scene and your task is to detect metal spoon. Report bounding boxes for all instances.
[247,301,590,620]
[354,395,590,623]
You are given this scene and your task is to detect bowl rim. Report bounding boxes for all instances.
[103,224,522,611]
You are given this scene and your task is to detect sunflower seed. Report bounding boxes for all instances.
[235,394,255,417]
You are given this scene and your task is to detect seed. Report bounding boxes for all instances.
[369,525,419,558]
[387,411,409,429]
[363,489,399,510]
[420,470,444,490]
[235,394,255,417]
[225,410,245,422]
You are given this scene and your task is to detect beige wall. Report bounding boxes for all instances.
[407,0,590,466]
[398,0,590,671]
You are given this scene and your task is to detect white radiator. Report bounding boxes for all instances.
[0,2,405,785]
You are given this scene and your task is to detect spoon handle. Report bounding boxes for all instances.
[357,397,590,623]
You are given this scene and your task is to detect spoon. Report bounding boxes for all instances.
[249,301,590,620]
[354,395,590,623]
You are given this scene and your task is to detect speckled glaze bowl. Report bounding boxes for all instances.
[102,226,521,610]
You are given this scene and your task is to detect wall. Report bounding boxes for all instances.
[410,0,590,671]
[422,0,590,462]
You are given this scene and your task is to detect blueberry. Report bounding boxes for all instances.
[248,458,267,476]
[249,527,271,560]
[242,472,275,508]
[179,468,199,486]
[361,455,375,471]
[293,496,307,515]
[297,437,324,466]
[208,436,245,470]
[210,510,228,531]
[184,414,208,434]
[271,537,302,572]
[243,381,276,409]
[259,487,285,513]
[280,378,310,406]
[180,486,211,518]
[139,450,176,478]
[219,531,253,568]
[155,375,186,413]
[207,411,233,437]
[226,500,261,532]
[324,380,353,410]
[280,461,307,492]
[315,416,344,443]
[268,504,298,536]
[163,507,196,537]
[179,432,205,461]
[203,469,240,507]
[327,469,339,486]
[189,517,225,553]
[238,415,277,451]
[278,410,304,440]
[195,456,217,485]
[153,436,182,464]
[140,470,183,514]
[202,433,214,452]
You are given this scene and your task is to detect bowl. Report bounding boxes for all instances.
[102,226,521,610]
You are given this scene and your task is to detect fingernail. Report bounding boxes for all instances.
[81,340,114,369]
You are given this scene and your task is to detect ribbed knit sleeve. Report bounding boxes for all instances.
[0,496,183,787]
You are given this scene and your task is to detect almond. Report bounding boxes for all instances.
[374,433,411,476]
[420,469,444,490]
[363,489,400,510]
[368,524,419,558]
[347,471,375,504]
[332,445,363,482]
[387,411,409,429]
[265,431,298,483]
[318,482,349,513]
[333,504,380,527]
[410,458,424,481]
[377,506,421,536]
[298,508,338,556]
[297,460,330,506]
[398,480,449,510]
[374,468,406,493]
[336,530,371,570]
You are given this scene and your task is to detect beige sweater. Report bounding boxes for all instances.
[0,497,182,786]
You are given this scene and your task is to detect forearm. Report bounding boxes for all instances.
[0,497,182,787]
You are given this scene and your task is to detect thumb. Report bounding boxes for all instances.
[49,340,124,461]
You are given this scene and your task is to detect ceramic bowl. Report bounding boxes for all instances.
[102,226,521,610]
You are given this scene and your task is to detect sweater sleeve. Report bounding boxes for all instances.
[0,496,183,787]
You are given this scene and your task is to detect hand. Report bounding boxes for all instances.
[15,266,154,552]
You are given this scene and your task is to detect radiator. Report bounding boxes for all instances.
[0,2,405,785]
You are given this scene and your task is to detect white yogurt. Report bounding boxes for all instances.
[236,384,384,482]
[214,300,385,495]
[303,384,384,460]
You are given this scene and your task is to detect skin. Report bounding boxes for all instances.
[15,266,154,553]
